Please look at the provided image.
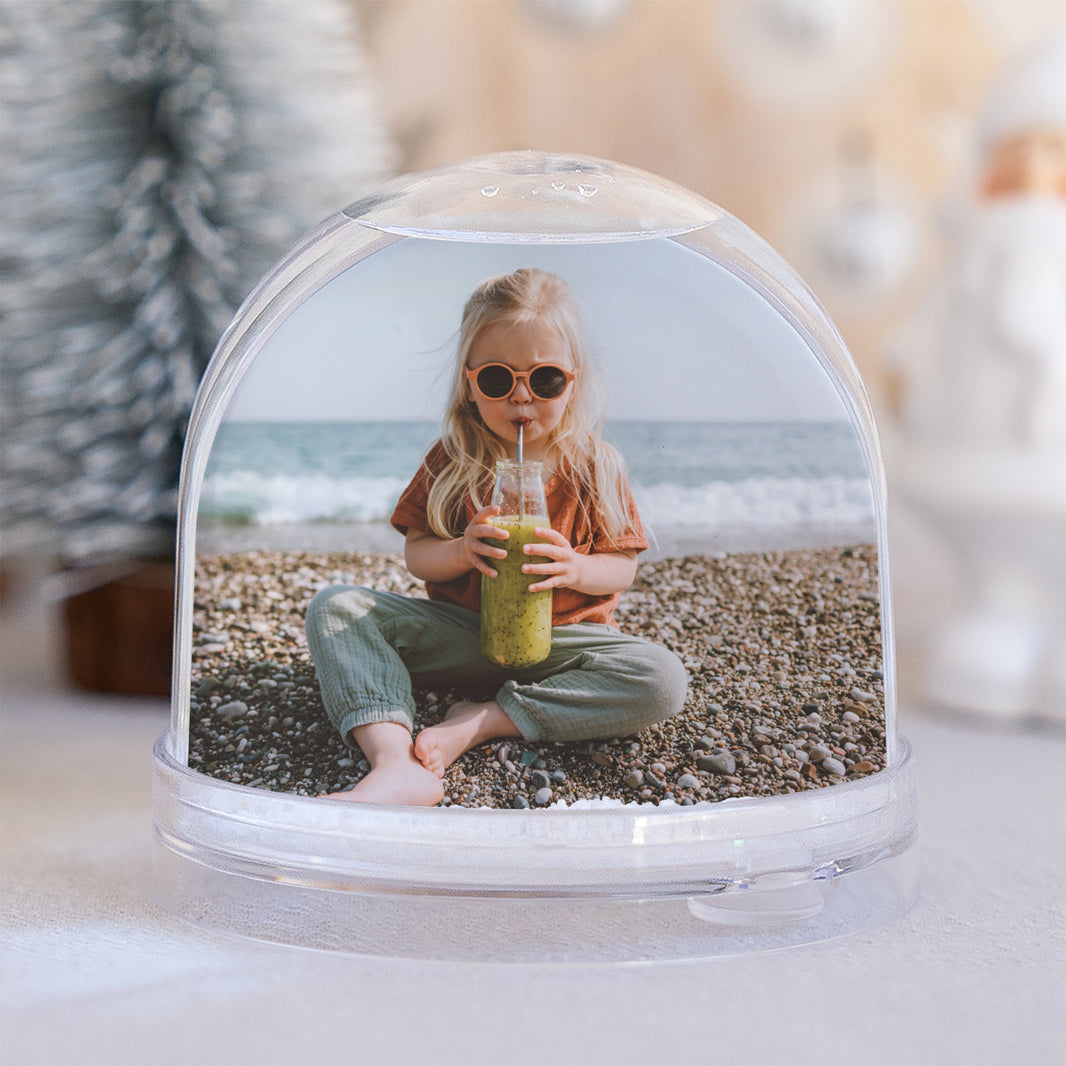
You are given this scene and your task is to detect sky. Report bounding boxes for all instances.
[222,233,853,425]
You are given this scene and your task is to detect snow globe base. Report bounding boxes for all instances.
[152,733,917,961]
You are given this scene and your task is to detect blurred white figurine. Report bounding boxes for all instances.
[888,35,1066,725]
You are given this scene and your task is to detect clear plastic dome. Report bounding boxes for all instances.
[154,151,918,961]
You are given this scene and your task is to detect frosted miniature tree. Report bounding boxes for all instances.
[0,0,393,568]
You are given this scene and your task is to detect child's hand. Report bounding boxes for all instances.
[461,505,509,577]
[521,527,585,592]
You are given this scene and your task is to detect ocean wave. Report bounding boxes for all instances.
[200,470,874,533]
[635,476,875,530]
[199,471,408,525]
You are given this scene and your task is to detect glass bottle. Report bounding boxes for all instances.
[480,460,552,667]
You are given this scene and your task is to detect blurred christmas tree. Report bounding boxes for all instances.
[0,0,393,690]
[1,0,393,566]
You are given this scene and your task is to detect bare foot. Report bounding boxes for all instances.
[414,700,521,778]
[326,757,445,806]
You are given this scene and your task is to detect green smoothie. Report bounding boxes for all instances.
[480,515,552,667]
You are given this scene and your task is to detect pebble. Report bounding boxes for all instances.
[188,545,887,808]
[530,769,552,791]
[534,787,554,807]
[696,751,736,776]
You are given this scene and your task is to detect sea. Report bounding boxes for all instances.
[197,420,877,558]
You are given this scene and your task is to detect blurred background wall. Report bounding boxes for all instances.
[2,0,1064,715]
[355,0,1057,398]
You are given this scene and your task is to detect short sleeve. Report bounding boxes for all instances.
[591,476,648,555]
[390,441,447,536]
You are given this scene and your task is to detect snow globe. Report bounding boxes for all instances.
[152,151,919,960]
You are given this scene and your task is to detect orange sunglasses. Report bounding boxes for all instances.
[466,363,577,401]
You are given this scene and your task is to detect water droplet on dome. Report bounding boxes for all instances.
[480,185,499,197]
[578,184,598,197]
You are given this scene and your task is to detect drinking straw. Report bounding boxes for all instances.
[517,423,525,520]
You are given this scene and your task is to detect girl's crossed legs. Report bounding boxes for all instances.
[304,585,688,805]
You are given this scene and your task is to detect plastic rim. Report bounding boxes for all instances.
[154,731,916,897]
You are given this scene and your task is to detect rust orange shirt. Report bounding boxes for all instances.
[390,440,648,627]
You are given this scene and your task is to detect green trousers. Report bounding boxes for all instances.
[305,586,688,746]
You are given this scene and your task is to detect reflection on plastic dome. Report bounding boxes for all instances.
[188,235,886,809]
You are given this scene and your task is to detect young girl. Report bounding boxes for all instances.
[305,268,688,806]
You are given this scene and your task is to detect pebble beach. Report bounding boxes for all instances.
[188,546,887,807]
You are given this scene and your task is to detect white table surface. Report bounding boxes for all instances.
[1,608,1063,1066]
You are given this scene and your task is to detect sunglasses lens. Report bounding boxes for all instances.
[475,365,516,398]
[529,365,569,399]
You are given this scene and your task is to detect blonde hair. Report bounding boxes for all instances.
[425,268,632,544]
